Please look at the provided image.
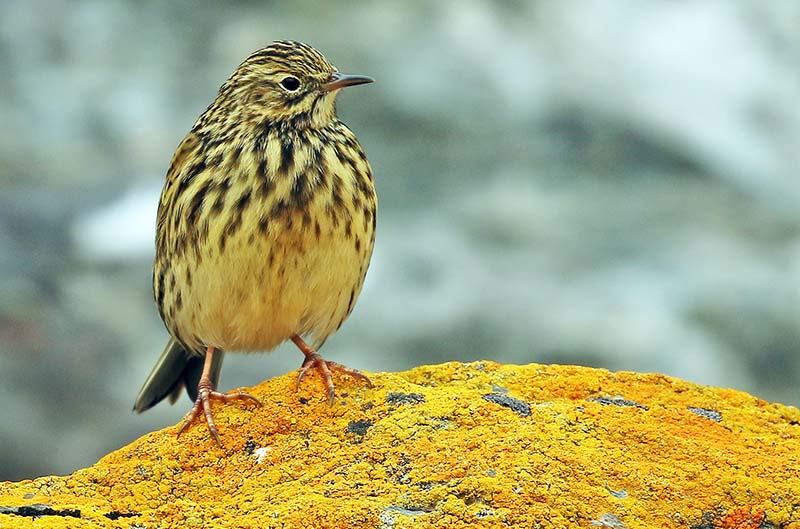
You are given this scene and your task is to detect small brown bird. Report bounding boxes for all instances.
[133,41,376,445]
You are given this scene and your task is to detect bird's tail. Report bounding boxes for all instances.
[133,337,224,413]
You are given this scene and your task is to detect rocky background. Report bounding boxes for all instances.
[1,0,798,481]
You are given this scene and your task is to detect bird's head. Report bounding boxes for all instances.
[218,40,373,130]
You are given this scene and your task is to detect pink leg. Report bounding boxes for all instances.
[177,346,261,446]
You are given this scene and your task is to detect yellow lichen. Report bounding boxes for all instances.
[1,362,799,528]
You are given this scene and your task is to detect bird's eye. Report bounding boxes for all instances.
[280,76,301,92]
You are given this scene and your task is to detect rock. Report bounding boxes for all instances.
[1,362,798,528]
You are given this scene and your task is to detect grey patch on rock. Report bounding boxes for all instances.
[482,392,532,417]
[386,392,425,405]
[390,454,413,485]
[587,396,649,410]
[378,506,429,529]
[591,513,628,528]
[346,419,373,436]
[104,511,139,520]
[432,416,456,430]
[687,406,722,422]
[418,481,447,491]
[604,483,628,498]
[0,504,82,518]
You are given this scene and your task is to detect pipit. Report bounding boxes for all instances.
[133,41,376,445]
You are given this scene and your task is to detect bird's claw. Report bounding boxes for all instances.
[296,352,373,406]
[177,385,261,447]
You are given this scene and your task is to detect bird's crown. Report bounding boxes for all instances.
[206,40,371,130]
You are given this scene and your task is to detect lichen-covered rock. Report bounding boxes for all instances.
[1,362,799,528]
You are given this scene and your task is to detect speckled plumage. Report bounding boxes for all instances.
[134,41,376,442]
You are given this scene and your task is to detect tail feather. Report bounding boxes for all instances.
[133,338,224,413]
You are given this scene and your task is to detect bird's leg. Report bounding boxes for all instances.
[177,346,261,446]
[291,335,373,405]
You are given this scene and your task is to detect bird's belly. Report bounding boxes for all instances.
[173,224,369,353]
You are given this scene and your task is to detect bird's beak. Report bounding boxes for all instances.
[322,72,374,92]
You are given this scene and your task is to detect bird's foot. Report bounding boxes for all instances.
[177,378,261,447]
[292,336,373,405]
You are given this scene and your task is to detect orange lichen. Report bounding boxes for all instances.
[1,362,799,528]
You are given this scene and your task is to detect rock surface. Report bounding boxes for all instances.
[3,0,800,481]
[1,362,798,528]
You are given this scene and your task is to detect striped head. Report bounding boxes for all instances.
[213,40,373,129]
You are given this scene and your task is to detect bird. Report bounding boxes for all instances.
[133,40,377,446]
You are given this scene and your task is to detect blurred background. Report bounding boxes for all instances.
[1,0,799,481]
